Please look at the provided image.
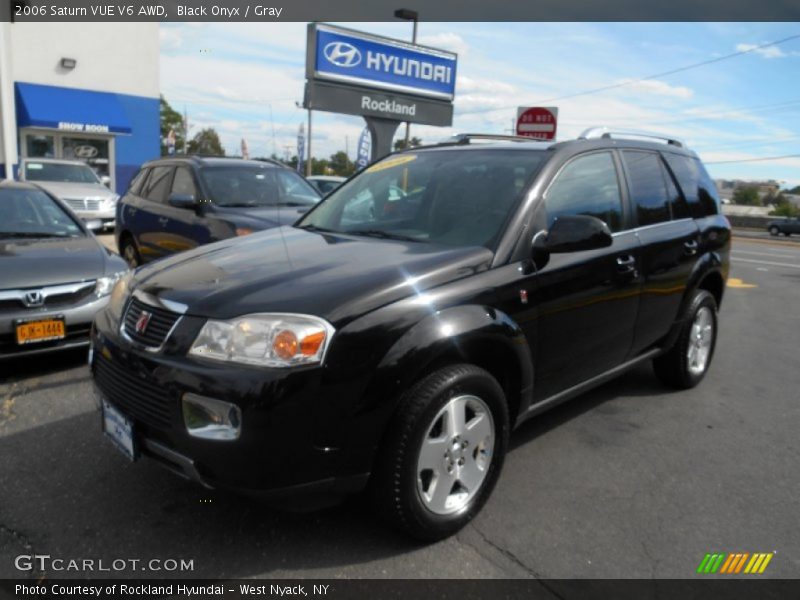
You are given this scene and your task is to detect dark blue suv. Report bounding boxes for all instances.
[115,156,320,267]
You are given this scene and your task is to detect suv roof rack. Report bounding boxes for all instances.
[445,133,551,145]
[578,127,685,148]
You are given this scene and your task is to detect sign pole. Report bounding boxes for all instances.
[306,108,313,177]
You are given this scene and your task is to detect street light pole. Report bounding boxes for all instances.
[394,8,418,149]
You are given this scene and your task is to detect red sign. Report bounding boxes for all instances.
[516,107,558,140]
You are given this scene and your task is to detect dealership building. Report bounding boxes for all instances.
[0,22,159,194]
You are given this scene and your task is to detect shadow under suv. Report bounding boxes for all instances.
[91,129,730,541]
[115,156,320,267]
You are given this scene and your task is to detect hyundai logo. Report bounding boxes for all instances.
[324,42,361,68]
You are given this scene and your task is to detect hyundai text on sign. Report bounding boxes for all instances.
[309,24,458,101]
[516,107,558,140]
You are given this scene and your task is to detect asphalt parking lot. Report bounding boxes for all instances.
[0,236,798,581]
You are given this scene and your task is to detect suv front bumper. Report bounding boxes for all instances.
[90,309,371,502]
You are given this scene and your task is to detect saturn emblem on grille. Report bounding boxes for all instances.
[135,310,152,334]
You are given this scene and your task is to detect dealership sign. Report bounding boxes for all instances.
[308,24,458,101]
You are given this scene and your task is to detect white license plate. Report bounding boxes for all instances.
[102,399,137,461]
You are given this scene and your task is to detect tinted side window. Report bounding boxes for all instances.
[663,154,720,218]
[128,168,149,195]
[622,150,670,226]
[545,152,623,232]
[663,160,691,220]
[171,167,198,197]
[143,166,174,203]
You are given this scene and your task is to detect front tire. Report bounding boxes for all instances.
[119,234,141,268]
[769,226,779,236]
[653,290,718,389]
[371,364,509,542]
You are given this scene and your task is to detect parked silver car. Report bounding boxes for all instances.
[19,158,119,230]
[0,181,127,360]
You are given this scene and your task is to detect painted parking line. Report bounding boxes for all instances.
[731,257,800,269]
[733,248,800,258]
[727,278,757,289]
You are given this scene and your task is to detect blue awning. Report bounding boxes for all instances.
[15,82,132,135]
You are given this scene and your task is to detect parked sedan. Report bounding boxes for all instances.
[19,158,119,230]
[767,217,800,236]
[115,156,321,267]
[306,175,346,196]
[0,181,127,360]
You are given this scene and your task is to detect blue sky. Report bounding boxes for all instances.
[160,22,800,186]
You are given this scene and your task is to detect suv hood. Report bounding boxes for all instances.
[134,227,493,325]
[32,181,115,200]
[0,236,107,289]
[212,205,314,229]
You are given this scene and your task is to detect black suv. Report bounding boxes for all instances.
[91,129,730,540]
[115,156,320,267]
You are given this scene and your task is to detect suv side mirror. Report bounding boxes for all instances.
[534,215,613,254]
[168,193,197,209]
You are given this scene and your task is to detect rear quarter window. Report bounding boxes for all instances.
[663,153,721,218]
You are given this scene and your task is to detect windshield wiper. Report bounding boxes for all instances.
[295,224,337,233]
[347,229,421,242]
[219,202,259,207]
[276,201,313,207]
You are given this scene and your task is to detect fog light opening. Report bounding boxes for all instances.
[182,393,242,441]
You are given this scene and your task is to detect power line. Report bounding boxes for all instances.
[704,153,800,165]
[459,33,800,116]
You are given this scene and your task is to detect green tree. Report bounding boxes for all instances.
[187,128,225,156]
[394,136,423,151]
[328,151,355,177]
[732,185,760,206]
[159,95,185,156]
[786,185,800,195]
[769,203,800,218]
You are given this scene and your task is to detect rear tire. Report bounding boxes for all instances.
[769,226,779,236]
[653,290,718,389]
[370,364,509,542]
[119,234,140,268]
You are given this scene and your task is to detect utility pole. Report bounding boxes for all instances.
[183,107,189,154]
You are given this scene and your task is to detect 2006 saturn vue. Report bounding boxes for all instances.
[91,130,730,540]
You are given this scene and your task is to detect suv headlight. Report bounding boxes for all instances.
[106,271,134,321]
[189,313,334,368]
[95,270,128,297]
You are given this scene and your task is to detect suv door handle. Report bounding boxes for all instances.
[684,240,699,256]
[158,217,169,226]
[616,254,637,275]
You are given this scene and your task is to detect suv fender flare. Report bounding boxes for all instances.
[368,304,534,420]
[662,251,726,352]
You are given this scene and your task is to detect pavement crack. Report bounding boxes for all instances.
[465,523,566,600]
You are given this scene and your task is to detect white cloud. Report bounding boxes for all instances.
[620,79,694,99]
[418,32,469,57]
[735,43,787,59]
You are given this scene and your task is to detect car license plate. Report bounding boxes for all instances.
[15,317,66,345]
[102,399,138,461]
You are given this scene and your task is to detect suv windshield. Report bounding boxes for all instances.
[24,162,101,184]
[201,165,320,208]
[0,188,84,238]
[297,149,546,249]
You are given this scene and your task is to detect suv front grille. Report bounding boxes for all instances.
[122,297,181,348]
[93,353,173,430]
